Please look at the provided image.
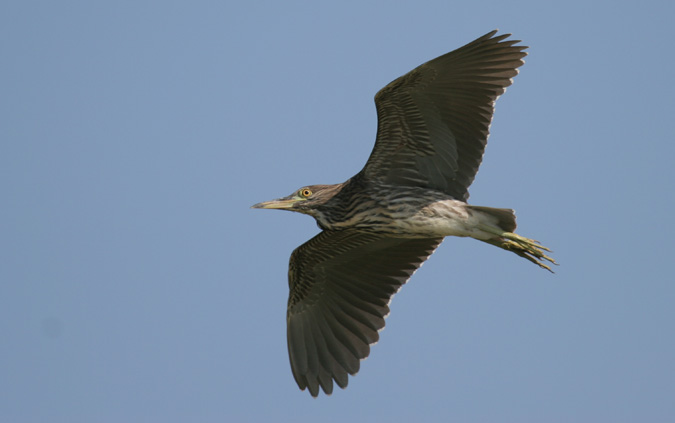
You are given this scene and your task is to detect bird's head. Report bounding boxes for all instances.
[251,184,343,218]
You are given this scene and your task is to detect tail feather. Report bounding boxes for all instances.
[468,205,517,232]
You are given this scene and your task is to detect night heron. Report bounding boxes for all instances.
[252,30,556,397]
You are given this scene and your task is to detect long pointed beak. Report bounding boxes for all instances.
[251,196,301,210]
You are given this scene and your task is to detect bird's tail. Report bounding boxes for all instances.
[469,205,557,272]
[468,205,517,232]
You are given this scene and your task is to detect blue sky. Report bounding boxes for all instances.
[2,1,674,422]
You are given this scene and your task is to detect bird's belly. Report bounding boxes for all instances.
[385,200,486,238]
[333,198,492,239]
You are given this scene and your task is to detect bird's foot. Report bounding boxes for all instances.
[479,225,557,272]
[500,233,557,272]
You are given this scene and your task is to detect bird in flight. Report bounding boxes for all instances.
[252,30,556,397]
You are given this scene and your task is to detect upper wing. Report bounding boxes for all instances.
[361,30,527,201]
[287,229,442,396]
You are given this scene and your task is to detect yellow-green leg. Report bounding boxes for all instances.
[478,224,557,272]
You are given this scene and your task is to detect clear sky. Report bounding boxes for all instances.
[2,1,674,422]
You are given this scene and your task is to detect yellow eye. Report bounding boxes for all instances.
[300,188,312,198]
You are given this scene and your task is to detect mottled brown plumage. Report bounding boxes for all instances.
[252,30,555,397]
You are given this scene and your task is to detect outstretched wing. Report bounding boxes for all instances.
[287,229,442,396]
[361,30,527,201]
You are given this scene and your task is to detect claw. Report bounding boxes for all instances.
[501,238,556,272]
[478,225,557,272]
